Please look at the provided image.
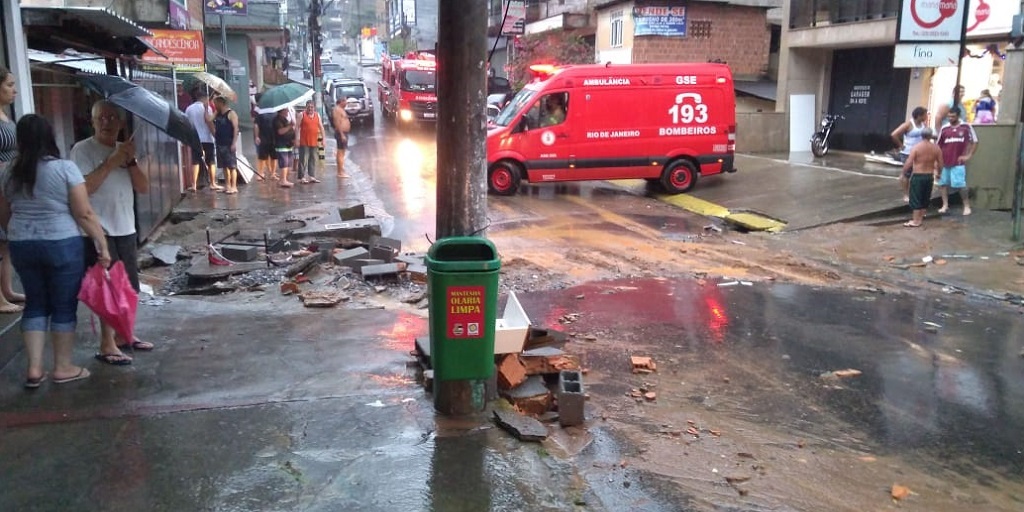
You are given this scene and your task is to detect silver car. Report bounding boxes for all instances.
[328,78,374,127]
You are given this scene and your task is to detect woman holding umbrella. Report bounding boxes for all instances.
[0,115,111,387]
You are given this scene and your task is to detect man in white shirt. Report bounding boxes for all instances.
[184,89,222,192]
[70,100,152,365]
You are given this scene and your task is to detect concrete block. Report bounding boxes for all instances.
[369,236,401,262]
[557,370,585,427]
[360,262,406,277]
[219,244,259,262]
[333,247,369,267]
[339,204,366,221]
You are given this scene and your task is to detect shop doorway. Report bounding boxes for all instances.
[827,46,910,153]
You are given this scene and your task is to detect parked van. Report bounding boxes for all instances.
[486,63,737,195]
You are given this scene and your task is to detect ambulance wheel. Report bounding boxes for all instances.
[488,161,522,195]
[661,159,698,194]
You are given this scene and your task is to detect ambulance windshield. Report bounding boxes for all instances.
[494,89,536,127]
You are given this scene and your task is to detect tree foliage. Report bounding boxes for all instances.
[509,32,595,89]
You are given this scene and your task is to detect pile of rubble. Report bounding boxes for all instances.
[412,327,591,442]
[142,203,428,303]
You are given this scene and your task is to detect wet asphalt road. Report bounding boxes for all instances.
[1,66,1023,511]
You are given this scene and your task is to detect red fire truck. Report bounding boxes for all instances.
[378,51,438,125]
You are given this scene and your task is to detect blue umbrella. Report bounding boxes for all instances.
[81,74,202,152]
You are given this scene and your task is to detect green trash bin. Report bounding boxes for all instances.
[426,237,500,382]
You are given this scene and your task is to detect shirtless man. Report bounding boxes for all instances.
[331,97,351,178]
[900,127,942,227]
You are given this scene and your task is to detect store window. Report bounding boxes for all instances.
[610,10,623,48]
[930,43,1007,125]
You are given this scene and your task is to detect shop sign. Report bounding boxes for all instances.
[897,0,968,42]
[500,0,526,36]
[140,30,206,72]
[965,0,1021,37]
[633,5,687,37]
[893,42,961,67]
[169,0,188,30]
[205,0,247,16]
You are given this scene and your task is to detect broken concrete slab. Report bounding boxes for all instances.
[361,262,407,278]
[339,204,366,221]
[493,409,548,442]
[299,290,349,307]
[523,347,565,357]
[150,244,182,266]
[350,258,385,272]
[496,354,527,390]
[290,217,382,241]
[186,257,268,281]
[396,253,426,266]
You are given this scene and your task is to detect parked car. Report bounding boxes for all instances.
[320,62,345,86]
[327,78,374,127]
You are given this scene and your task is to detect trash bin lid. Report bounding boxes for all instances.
[426,236,501,272]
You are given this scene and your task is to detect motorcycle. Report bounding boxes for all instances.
[810,113,843,157]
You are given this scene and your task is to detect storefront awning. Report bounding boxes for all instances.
[21,6,152,38]
[28,49,166,81]
[734,80,777,102]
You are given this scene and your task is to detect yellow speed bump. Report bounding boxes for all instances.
[724,212,787,233]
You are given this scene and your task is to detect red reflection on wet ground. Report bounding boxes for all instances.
[520,277,734,345]
[379,311,427,351]
[368,373,417,388]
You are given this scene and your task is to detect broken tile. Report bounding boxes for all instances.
[502,375,553,415]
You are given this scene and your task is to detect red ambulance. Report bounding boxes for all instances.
[486,63,737,195]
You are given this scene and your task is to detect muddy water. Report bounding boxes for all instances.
[518,278,1024,510]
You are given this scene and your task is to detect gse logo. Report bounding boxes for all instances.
[668,93,708,124]
[675,75,698,85]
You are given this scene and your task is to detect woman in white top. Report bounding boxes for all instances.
[891,107,929,202]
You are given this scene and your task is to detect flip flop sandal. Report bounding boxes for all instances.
[95,353,133,365]
[24,374,47,389]
[118,340,155,351]
[54,368,91,384]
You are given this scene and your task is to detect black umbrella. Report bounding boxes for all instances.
[81,74,202,152]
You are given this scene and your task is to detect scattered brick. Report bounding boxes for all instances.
[631,356,657,373]
[280,282,300,295]
[496,354,527,390]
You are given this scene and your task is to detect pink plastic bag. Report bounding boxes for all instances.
[78,262,138,343]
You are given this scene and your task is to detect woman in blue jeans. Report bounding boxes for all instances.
[0,115,110,388]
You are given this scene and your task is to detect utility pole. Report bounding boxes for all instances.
[434,0,489,415]
[309,0,324,116]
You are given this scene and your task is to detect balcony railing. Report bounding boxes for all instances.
[790,0,899,29]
